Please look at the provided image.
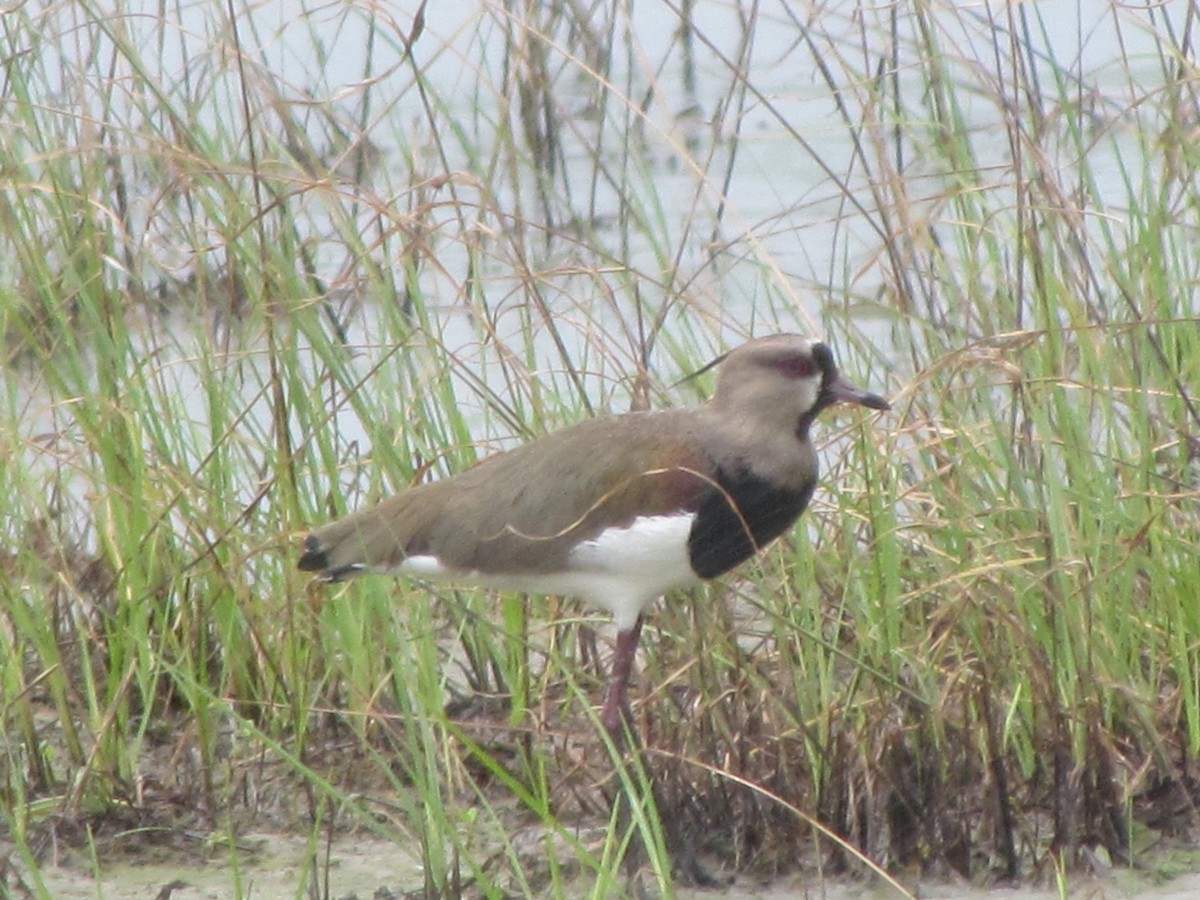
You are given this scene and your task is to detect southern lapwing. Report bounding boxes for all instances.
[298,334,890,739]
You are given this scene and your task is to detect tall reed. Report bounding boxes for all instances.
[1,1,1197,896]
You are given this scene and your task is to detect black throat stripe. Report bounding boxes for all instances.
[687,467,814,579]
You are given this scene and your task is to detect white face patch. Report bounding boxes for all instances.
[390,515,701,632]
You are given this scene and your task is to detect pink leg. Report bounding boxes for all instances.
[601,617,644,741]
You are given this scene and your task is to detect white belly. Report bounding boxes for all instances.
[396,514,700,631]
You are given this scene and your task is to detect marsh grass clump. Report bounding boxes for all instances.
[2,1,1199,896]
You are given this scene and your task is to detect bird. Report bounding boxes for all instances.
[298,334,890,741]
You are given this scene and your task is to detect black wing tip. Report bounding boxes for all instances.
[298,535,366,583]
[297,535,330,573]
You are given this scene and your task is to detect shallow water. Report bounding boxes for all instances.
[6,2,1199,896]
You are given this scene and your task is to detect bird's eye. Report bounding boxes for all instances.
[777,354,817,379]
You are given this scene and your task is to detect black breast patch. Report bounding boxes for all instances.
[687,467,814,579]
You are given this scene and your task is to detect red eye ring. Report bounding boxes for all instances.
[777,354,817,379]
